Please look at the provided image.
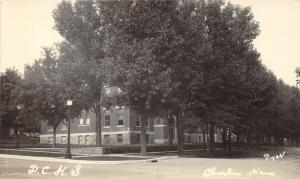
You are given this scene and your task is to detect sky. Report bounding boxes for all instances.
[1,0,300,86]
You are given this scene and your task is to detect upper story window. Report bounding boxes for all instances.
[157,118,161,125]
[61,124,67,130]
[79,118,90,126]
[78,110,91,126]
[136,114,141,127]
[117,111,124,126]
[136,119,140,127]
[117,115,124,126]
[104,115,110,126]
[135,115,149,127]
[61,136,66,144]
[80,118,84,125]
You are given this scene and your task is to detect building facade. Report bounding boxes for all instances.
[39,106,227,146]
[39,87,226,145]
[39,106,174,145]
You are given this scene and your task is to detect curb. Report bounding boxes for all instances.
[0,154,177,165]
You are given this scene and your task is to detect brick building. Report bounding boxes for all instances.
[39,107,228,146]
[39,106,175,145]
[40,87,226,146]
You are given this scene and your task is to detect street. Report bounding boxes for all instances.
[0,147,299,179]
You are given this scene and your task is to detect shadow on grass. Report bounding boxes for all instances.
[180,146,288,159]
[139,146,289,159]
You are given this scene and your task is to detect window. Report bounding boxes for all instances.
[104,135,110,144]
[61,136,66,144]
[79,118,84,125]
[186,135,191,143]
[61,124,67,130]
[136,119,140,127]
[157,118,161,125]
[117,119,124,126]
[104,115,110,126]
[117,134,123,143]
[85,135,90,145]
[78,135,83,144]
[79,118,90,126]
[48,137,53,144]
[117,113,124,126]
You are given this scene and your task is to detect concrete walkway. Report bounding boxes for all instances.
[0,151,177,165]
[0,147,159,158]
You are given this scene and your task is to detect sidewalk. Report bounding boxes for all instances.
[0,148,177,165]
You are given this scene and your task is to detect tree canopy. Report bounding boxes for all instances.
[1,0,300,151]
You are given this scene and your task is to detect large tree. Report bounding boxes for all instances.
[0,69,25,148]
[102,0,212,154]
[188,0,262,153]
[53,0,111,146]
[49,0,300,153]
[24,47,82,147]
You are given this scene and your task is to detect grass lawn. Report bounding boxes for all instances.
[134,146,289,159]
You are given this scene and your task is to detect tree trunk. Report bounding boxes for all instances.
[31,127,35,147]
[275,136,279,147]
[176,111,184,155]
[14,127,19,148]
[52,126,57,148]
[0,116,2,145]
[202,123,206,150]
[180,122,184,150]
[236,132,240,147]
[280,137,284,146]
[228,129,232,155]
[287,138,291,146]
[140,114,147,156]
[246,130,252,149]
[95,107,102,147]
[168,115,173,146]
[255,133,260,147]
[268,135,272,146]
[221,128,227,150]
[209,123,215,153]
